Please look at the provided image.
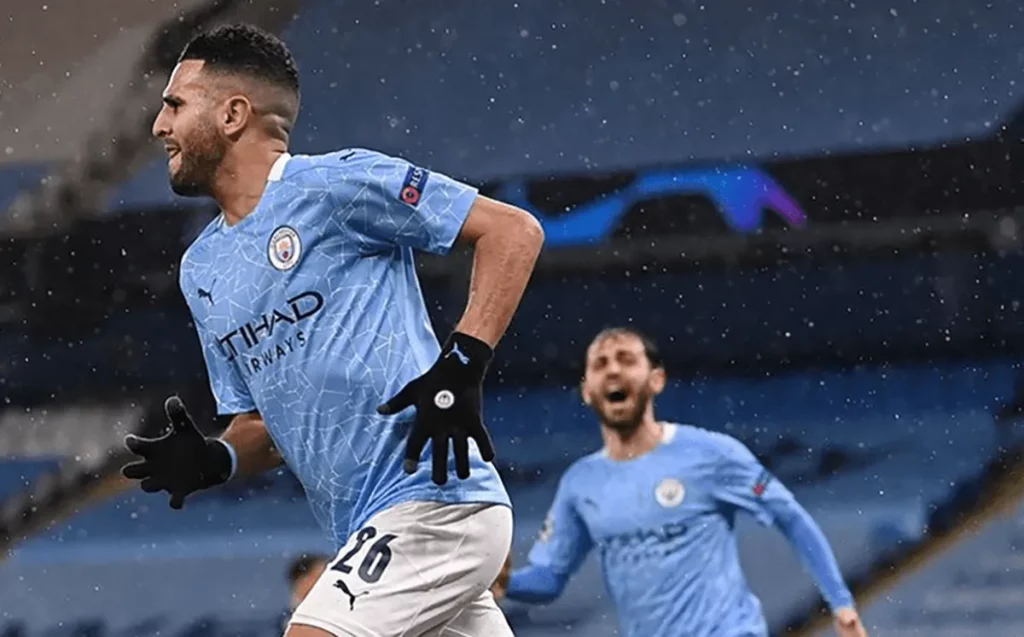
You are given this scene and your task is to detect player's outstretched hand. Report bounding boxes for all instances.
[376,331,497,485]
[833,607,868,637]
[121,396,234,510]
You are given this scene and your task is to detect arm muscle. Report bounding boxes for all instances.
[454,195,544,347]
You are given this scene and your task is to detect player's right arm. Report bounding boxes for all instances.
[497,469,593,604]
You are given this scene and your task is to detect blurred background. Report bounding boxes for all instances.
[3,0,1024,635]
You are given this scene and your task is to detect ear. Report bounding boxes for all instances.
[222,95,253,137]
[649,367,667,396]
[580,378,592,406]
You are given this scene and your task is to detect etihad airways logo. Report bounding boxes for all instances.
[216,291,324,375]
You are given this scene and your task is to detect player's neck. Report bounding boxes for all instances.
[212,141,289,225]
[601,417,664,461]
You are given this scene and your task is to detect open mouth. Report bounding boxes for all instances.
[605,389,629,403]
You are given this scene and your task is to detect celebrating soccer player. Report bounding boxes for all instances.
[120,24,543,637]
[492,327,868,637]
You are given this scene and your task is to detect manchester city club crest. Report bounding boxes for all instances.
[655,477,686,508]
[268,226,302,271]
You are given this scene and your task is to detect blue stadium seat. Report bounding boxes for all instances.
[2,362,1015,636]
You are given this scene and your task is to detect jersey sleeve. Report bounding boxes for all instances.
[327,148,479,255]
[710,433,796,527]
[526,469,593,576]
[180,268,256,416]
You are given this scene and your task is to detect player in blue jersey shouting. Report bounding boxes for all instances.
[493,327,868,637]
[119,24,543,637]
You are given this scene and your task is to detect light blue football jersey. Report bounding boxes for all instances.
[524,423,800,637]
[178,149,509,547]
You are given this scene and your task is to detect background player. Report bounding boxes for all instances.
[281,554,330,633]
[287,554,330,613]
[120,24,544,637]
[492,327,868,637]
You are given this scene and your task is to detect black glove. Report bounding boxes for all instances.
[377,332,497,485]
[121,396,233,510]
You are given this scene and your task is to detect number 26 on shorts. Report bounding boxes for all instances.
[331,526,397,584]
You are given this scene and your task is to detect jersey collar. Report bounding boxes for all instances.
[215,152,292,231]
[600,422,678,459]
[661,422,678,443]
[268,152,291,182]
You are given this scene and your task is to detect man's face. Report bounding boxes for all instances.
[151,60,227,197]
[581,333,665,431]
[290,559,327,612]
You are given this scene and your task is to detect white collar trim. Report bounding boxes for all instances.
[267,152,291,182]
[600,422,677,458]
[661,422,678,443]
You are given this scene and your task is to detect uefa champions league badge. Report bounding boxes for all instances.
[268,226,302,271]
[538,513,554,543]
[655,478,686,508]
[399,165,430,207]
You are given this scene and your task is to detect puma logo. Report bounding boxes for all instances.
[334,578,370,610]
[446,343,469,365]
[197,281,215,305]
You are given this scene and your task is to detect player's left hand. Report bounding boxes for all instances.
[833,607,868,637]
[376,331,497,485]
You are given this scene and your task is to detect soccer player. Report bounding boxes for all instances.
[119,24,543,637]
[492,327,868,637]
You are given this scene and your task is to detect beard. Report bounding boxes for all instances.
[597,387,653,433]
[169,123,225,197]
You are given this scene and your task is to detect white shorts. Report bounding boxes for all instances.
[289,501,514,637]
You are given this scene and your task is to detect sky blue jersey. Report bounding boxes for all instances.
[178,149,509,547]
[508,423,853,637]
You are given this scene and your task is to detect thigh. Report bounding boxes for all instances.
[287,501,513,637]
[420,590,514,637]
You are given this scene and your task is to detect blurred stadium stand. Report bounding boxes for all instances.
[5,0,1024,636]
[3,367,1024,635]
[858,503,1024,636]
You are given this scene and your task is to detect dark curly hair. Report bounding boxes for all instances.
[179,23,300,97]
[586,326,664,370]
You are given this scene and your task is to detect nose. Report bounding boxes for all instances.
[152,108,169,140]
[603,362,623,379]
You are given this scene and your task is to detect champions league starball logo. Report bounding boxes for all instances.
[491,165,807,248]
